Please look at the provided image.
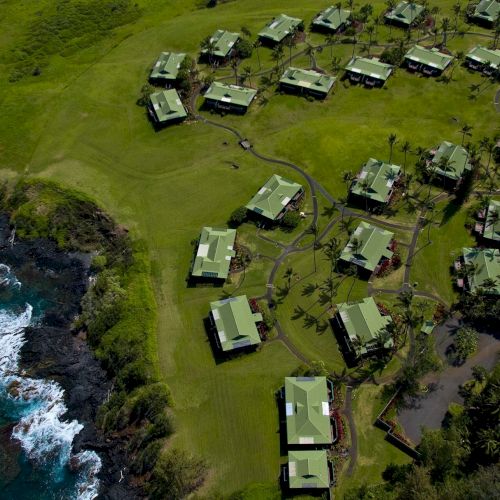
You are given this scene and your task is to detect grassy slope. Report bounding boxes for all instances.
[0,0,498,495]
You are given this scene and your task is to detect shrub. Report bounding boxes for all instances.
[131,440,163,475]
[137,83,155,107]
[229,206,247,227]
[281,210,301,230]
[235,38,253,59]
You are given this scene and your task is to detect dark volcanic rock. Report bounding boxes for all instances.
[0,424,22,488]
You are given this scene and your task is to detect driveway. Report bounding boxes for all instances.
[397,317,499,444]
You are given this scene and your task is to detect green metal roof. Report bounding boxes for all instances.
[149,89,187,123]
[421,320,435,335]
[202,30,239,58]
[312,5,351,31]
[405,45,453,71]
[288,450,330,489]
[345,56,393,81]
[284,377,332,445]
[258,14,303,43]
[473,0,500,23]
[429,141,472,181]
[337,297,393,355]
[351,158,401,203]
[340,222,394,272]
[385,1,425,25]
[191,227,236,279]
[210,295,263,351]
[280,67,336,95]
[246,174,303,221]
[150,52,186,81]
[204,82,257,108]
[462,248,500,295]
[483,200,500,242]
[466,45,500,70]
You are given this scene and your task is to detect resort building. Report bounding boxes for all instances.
[465,46,500,77]
[344,57,394,87]
[350,159,401,207]
[471,0,500,27]
[258,14,303,45]
[203,82,257,114]
[209,295,263,352]
[339,222,395,276]
[384,1,425,28]
[312,5,351,33]
[246,175,304,222]
[279,67,336,99]
[191,227,236,280]
[285,450,332,490]
[283,376,333,446]
[404,45,453,76]
[457,248,500,295]
[427,141,472,187]
[482,200,500,244]
[149,52,186,84]
[333,297,394,358]
[148,89,187,126]
[420,320,436,335]
[201,30,239,61]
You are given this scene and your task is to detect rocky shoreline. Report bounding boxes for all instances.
[0,215,143,499]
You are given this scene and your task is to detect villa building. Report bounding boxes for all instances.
[148,89,187,126]
[149,52,186,84]
[456,248,500,295]
[312,6,351,33]
[201,30,239,62]
[203,82,257,114]
[285,450,332,490]
[258,14,303,45]
[344,57,394,87]
[404,45,453,76]
[279,67,336,99]
[384,1,425,28]
[426,141,472,188]
[465,46,500,77]
[471,0,500,27]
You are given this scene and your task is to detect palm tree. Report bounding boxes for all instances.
[386,0,397,37]
[272,45,284,73]
[480,137,496,178]
[341,170,355,220]
[306,223,319,273]
[388,133,398,163]
[424,200,436,242]
[331,56,343,74]
[346,264,358,301]
[241,26,252,38]
[360,178,370,212]
[441,17,450,47]
[305,45,316,69]
[366,25,375,56]
[231,58,239,84]
[449,50,464,80]
[401,140,411,176]
[254,40,262,70]
[287,35,297,65]
[241,66,252,87]
[201,37,217,67]
[452,2,461,31]
[460,123,473,146]
[326,33,335,59]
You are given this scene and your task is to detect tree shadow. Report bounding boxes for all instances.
[301,282,318,297]
[440,198,462,226]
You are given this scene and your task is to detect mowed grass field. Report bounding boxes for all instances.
[1,0,499,495]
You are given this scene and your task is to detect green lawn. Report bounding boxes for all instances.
[1,0,498,495]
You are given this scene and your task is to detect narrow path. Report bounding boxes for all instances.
[343,386,358,477]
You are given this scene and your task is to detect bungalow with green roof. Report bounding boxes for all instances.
[384,1,425,28]
[203,82,257,114]
[284,377,333,446]
[258,14,303,46]
[465,46,500,77]
[471,0,500,27]
[148,89,187,126]
[191,227,236,280]
[201,30,239,61]
[312,5,351,33]
[421,320,436,335]
[350,159,401,207]
[339,222,395,277]
[404,45,453,76]
[149,52,186,84]
[279,67,336,99]
[427,141,472,188]
[209,295,263,352]
[344,57,394,87]
[285,450,332,490]
[333,297,394,358]
[458,248,500,295]
[482,200,500,245]
[246,175,304,223]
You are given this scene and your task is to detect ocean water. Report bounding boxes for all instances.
[0,263,101,499]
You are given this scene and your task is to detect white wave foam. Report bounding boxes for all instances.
[0,263,21,289]
[0,265,101,499]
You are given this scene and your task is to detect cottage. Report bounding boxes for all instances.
[333,297,394,358]
[404,45,453,76]
[246,175,304,222]
[460,248,500,295]
[471,0,500,27]
[283,377,333,446]
[148,89,187,125]
[344,57,394,87]
[201,30,239,61]
[191,227,236,280]
[384,1,425,28]
[482,200,500,244]
[209,295,263,352]
[286,450,332,490]
[279,67,336,99]
[149,52,186,84]
[427,141,472,187]
[339,222,394,276]
[258,14,303,45]
[350,159,401,206]
[203,82,257,114]
[312,5,351,33]
[465,46,500,77]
